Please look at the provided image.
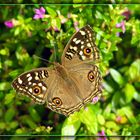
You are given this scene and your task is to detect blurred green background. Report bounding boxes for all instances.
[0,4,140,139]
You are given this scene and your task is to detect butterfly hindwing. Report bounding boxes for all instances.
[69,63,102,105]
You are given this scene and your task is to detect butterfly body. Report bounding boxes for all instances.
[54,62,70,81]
[12,25,102,116]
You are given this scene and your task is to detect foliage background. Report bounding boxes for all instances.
[0,4,140,139]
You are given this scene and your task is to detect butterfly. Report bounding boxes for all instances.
[12,25,102,116]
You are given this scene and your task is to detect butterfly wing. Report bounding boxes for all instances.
[12,67,84,116]
[46,73,84,116]
[69,63,102,105]
[45,64,102,116]
[12,68,54,104]
[61,25,100,68]
[61,25,102,112]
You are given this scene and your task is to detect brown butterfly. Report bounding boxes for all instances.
[12,25,102,116]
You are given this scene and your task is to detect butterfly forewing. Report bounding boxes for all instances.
[12,68,52,104]
[61,25,100,67]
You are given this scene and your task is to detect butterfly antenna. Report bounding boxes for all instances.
[33,55,54,65]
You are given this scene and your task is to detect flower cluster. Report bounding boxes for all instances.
[4,6,81,32]
[116,20,126,34]
[98,130,107,140]
[33,7,46,19]
[4,20,14,28]
[116,9,131,36]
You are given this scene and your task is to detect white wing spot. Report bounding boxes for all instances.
[18,78,22,84]
[29,88,32,93]
[42,71,46,78]
[35,76,39,80]
[42,86,47,91]
[36,98,42,103]
[81,41,84,44]
[38,94,43,98]
[70,45,73,49]
[89,33,92,37]
[28,82,32,85]
[26,73,31,77]
[35,72,38,76]
[87,43,91,47]
[19,87,23,90]
[38,83,42,86]
[81,55,86,60]
[75,40,81,44]
[23,89,26,92]
[80,30,86,35]
[73,38,77,42]
[28,76,32,81]
[66,52,74,57]
[73,46,77,51]
[79,51,83,55]
[69,46,77,51]
[81,45,84,49]
[33,83,36,86]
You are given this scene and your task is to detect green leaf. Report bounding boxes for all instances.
[9,69,22,78]
[21,115,37,129]
[95,11,104,19]
[122,128,132,136]
[15,128,27,135]
[16,47,30,64]
[117,106,136,124]
[51,18,61,30]
[97,114,105,125]
[61,112,81,136]
[0,92,4,100]
[0,82,11,91]
[112,91,123,108]
[106,129,114,135]
[14,27,20,36]
[105,121,119,131]
[102,80,114,93]
[0,62,2,69]
[46,7,57,17]
[28,106,41,122]
[35,126,52,134]
[128,59,140,82]
[80,107,98,134]
[133,92,140,102]
[4,107,16,122]
[9,121,18,129]
[0,48,9,56]
[103,103,112,116]
[131,20,140,45]
[0,122,6,130]
[73,0,83,4]
[4,60,13,67]
[110,68,124,85]
[124,83,137,103]
[4,92,15,105]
